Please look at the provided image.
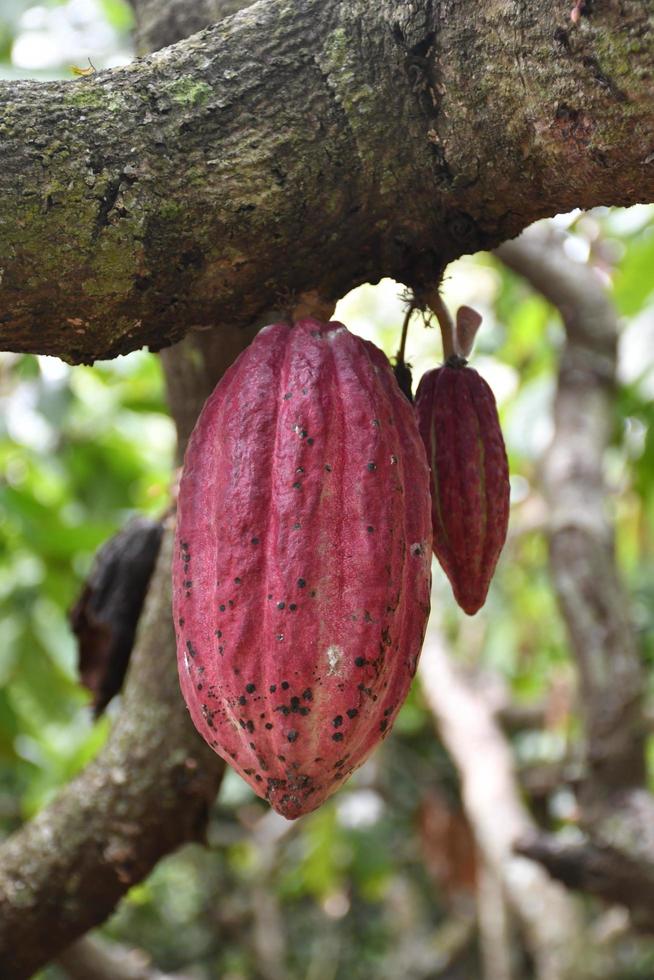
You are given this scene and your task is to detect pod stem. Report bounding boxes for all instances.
[426,288,456,361]
[397,300,416,367]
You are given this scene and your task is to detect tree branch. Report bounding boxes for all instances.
[57,934,192,980]
[419,622,581,980]
[497,231,646,797]
[1,0,652,361]
[0,528,224,979]
[497,230,654,930]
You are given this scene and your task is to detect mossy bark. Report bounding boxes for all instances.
[0,0,652,362]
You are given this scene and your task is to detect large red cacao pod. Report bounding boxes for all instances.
[173,318,432,819]
[415,358,509,616]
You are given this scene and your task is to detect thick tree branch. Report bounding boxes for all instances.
[497,231,654,930]
[1,0,652,361]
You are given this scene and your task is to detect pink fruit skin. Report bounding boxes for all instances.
[415,362,509,616]
[173,318,432,819]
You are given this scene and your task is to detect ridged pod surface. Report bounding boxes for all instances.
[415,358,509,615]
[173,319,432,819]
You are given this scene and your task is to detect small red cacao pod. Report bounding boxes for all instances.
[415,358,509,615]
[173,318,432,819]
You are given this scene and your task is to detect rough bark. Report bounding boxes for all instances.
[1,0,653,362]
[498,231,654,931]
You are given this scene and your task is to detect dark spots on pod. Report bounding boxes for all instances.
[184,580,192,588]
[284,392,292,400]
[372,419,380,427]
[186,640,197,658]
[380,719,388,732]
[411,542,425,557]
[219,604,226,612]
[251,536,260,545]
[289,603,297,611]
[244,768,255,776]
[228,749,238,759]
[367,526,374,534]
[347,708,358,719]
[364,611,373,623]
[228,600,234,609]
[334,758,347,768]
[332,715,343,728]
[332,732,344,742]
[197,683,203,692]
[296,467,304,474]
[281,681,290,690]
[367,462,377,472]
[238,696,247,706]
[355,656,366,667]
[358,683,378,701]
[293,522,301,530]
[302,688,313,701]
[178,617,185,627]
[255,774,263,782]
[269,684,277,693]
[324,464,332,472]
[249,741,256,750]
[276,634,284,642]
[234,577,241,584]
[277,755,286,762]
[246,683,256,693]
[218,646,224,655]
[277,602,285,610]
[390,454,398,465]
[214,629,222,638]
[310,590,316,598]
[287,730,298,742]
[298,578,306,588]
[302,387,308,395]
[292,482,301,490]
[276,705,290,716]
[291,696,300,710]
[265,722,273,730]
[307,437,314,446]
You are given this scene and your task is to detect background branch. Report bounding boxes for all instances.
[419,621,580,980]
[497,230,654,929]
[0,528,224,979]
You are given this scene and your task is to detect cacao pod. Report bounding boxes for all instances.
[415,357,509,615]
[173,318,432,819]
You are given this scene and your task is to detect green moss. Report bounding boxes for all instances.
[82,231,139,299]
[63,82,125,113]
[168,78,212,107]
